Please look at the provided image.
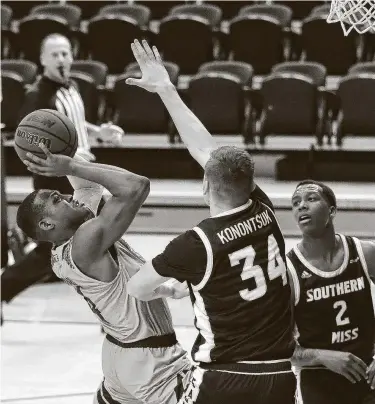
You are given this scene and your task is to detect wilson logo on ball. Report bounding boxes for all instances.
[16,129,52,149]
[26,115,56,128]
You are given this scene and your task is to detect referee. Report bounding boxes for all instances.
[1,34,121,313]
[19,33,95,192]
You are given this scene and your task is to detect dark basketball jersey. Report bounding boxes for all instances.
[190,197,295,363]
[287,235,374,364]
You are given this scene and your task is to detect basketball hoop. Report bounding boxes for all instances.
[327,0,375,35]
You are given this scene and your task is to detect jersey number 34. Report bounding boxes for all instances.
[229,235,287,301]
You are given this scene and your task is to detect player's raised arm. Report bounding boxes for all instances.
[126,39,217,169]
[24,144,150,268]
[66,154,104,214]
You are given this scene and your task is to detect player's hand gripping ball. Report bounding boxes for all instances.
[14,109,78,161]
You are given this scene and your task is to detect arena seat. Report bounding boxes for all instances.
[258,71,328,145]
[199,61,253,86]
[348,62,375,75]
[169,3,222,27]
[99,4,151,27]
[110,61,179,133]
[336,72,375,145]
[301,14,360,75]
[271,61,327,87]
[279,1,327,20]
[1,1,46,19]
[310,3,331,17]
[188,62,254,141]
[67,1,115,20]
[30,3,82,29]
[157,14,215,74]
[1,60,38,85]
[17,14,72,65]
[69,71,103,124]
[1,71,26,131]
[87,15,146,74]
[71,60,108,86]
[239,3,293,28]
[227,14,286,74]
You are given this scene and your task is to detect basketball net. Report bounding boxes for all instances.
[327,0,375,35]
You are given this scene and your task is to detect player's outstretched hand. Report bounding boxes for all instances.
[319,350,367,384]
[366,358,375,389]
[126,39,173,93]
[23,143,73,177]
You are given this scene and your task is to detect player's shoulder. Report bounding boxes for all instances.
[166,229,205,252]
[25,76,55,99]
[358,239,375,264]
[251,184,275,212]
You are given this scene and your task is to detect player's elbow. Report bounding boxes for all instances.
[129,176,150,203]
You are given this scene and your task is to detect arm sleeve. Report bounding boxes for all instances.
[251,184,275,212]
[152,230,207,285]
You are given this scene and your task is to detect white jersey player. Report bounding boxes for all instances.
[17,147,191,403]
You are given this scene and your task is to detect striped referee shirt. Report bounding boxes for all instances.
[18,75,90,152]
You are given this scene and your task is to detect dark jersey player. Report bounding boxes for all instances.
[127,40,296,404]
[287,180,375,404]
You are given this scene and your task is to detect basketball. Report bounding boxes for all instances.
[14,109,78,161]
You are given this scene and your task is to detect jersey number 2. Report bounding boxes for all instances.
[333,300,350,326]
[228,235,287,301]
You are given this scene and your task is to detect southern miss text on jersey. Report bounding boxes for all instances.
[190,197,295,363]
[287,235,374,364]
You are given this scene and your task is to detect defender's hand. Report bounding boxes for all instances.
[366,358,375,389]
[24,143,73,177]
[126,39,173,93]
[319,350,367,383]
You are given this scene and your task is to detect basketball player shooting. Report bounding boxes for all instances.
[17,145,191,403]
[127,40,296,404]
[287,180,375,404]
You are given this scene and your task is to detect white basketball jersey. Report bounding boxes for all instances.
[51,237,174,343]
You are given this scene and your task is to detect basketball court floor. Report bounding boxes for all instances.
[1,234,301,404]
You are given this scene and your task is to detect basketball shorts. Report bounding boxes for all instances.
[94,333,191,404]
[296,368,375,404]
[177,359,296,404]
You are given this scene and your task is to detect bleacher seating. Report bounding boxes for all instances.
[1,0,374,182]
[227,13,287,74]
